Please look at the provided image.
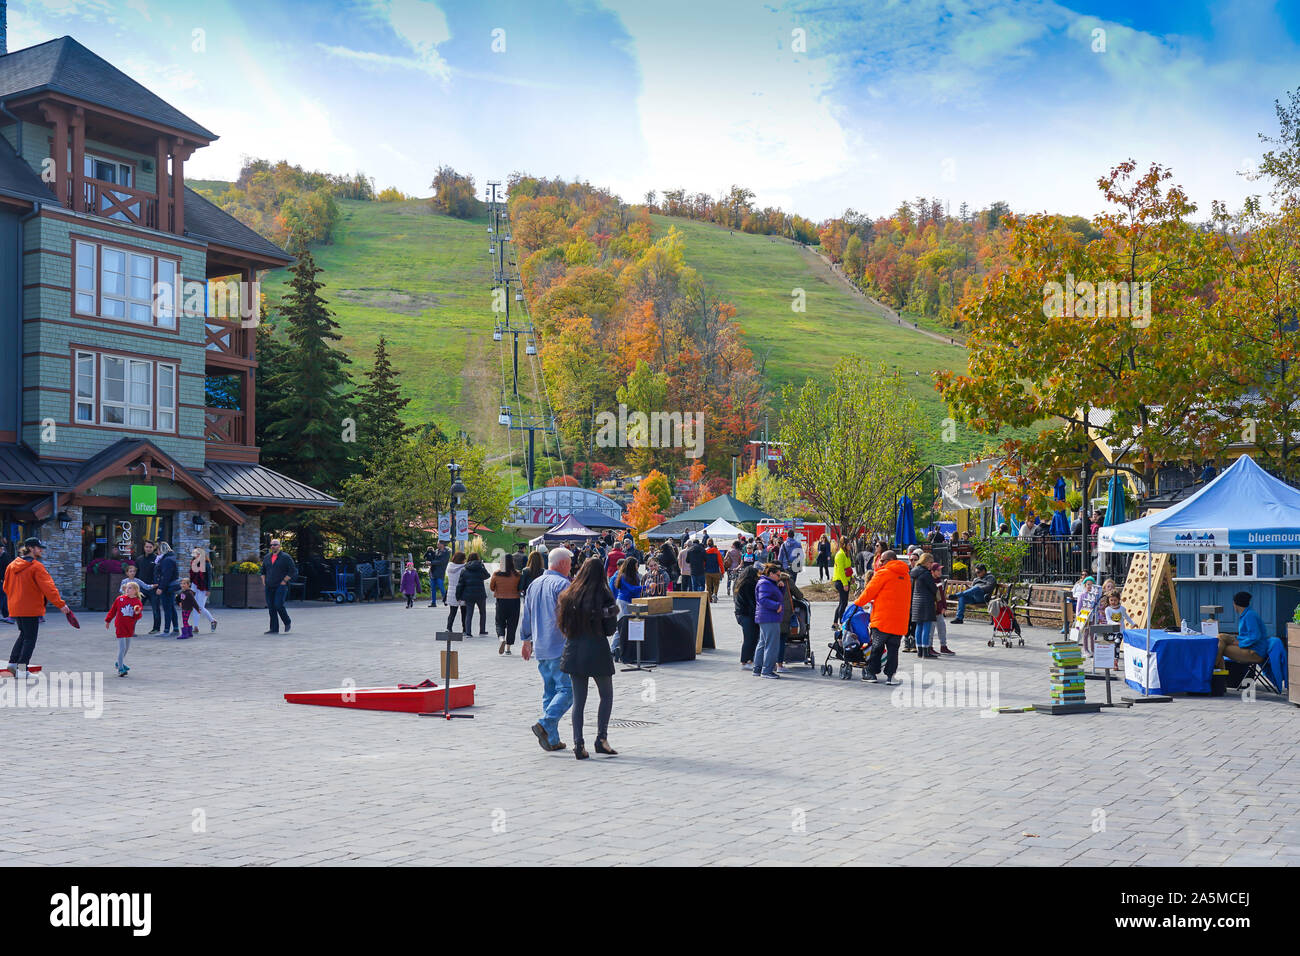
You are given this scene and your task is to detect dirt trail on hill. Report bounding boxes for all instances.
[798,245,966,349]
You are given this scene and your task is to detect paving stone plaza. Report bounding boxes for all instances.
[3,593,1297,867]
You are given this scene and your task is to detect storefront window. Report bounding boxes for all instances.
[82,513,172,570]
[208,523,232,586]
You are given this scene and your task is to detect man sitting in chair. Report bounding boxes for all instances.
[951,564,997,624]
[1218,591,1269,668]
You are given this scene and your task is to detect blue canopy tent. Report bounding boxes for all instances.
[1097,455,1300,697]
[894,494,915,549]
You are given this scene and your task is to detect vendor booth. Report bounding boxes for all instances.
[1098,456,1295,698]
[702,518,745,544]
[528,514,601,546]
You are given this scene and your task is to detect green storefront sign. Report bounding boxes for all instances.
[130,484,158,516]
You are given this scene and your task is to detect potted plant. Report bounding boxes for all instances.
[222,560,265,608]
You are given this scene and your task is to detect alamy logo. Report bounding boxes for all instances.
[1042,273,1151,326]
[594,404,705,459]
[0,671,103,718]
[50,886,151,936]
[889,665,1000,715]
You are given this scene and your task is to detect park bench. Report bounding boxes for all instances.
[941,581,1011,622]
[1011,583,1070,630]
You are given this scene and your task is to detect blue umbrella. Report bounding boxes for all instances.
[893,495,915,549]
[1049,510,1071,535]
[1103,475,1126,526]
[1200,463,1217,483]
[1053,476,1067,502]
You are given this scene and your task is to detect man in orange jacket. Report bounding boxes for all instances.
[2,537,74,676]
[854,550,911,684]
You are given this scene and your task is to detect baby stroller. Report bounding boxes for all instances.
[784,595,816,667]
[822,603,876,680]
[987,597,1023,647]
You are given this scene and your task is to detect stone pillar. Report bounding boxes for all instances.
[36,503,83,608]
[235,515,262,564]
[174,509,211,566]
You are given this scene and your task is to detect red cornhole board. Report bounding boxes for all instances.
[284,683,475,714]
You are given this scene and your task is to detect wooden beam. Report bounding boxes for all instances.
[69,106,85,215]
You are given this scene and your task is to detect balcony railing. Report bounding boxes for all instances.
[68,177,159,229]
[204,318,254,361]
[204,407,246,445]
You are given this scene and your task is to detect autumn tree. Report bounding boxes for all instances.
[623,482,665,546]
[429,166,480,219]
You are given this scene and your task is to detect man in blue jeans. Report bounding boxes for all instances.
[521,547,573,752]
[261,538,297,634]
[951,564,997,623]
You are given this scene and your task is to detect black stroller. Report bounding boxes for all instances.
[822,603,875,680]
[782,595,817,667]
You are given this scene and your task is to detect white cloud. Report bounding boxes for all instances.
[364,0,452,83]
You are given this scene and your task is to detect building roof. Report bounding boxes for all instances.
[0,444,79,491]
[0,443,338,512]
[183,186,292,264]
[0,36,215,140]
[0,135,55,204]
[201,460,340,509]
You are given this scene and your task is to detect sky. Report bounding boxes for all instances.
[6,0,1299,221]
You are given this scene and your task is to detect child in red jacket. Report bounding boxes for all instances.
[107,580,144,677]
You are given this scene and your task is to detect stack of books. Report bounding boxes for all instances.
[1049,642,1086,704]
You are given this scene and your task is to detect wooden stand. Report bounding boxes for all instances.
[419,631,473,720]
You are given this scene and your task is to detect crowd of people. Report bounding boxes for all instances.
[1,534,306,679]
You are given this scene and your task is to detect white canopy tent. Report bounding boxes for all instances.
[702,518,746,544]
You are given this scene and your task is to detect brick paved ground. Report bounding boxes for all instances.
[1,592,1297,866]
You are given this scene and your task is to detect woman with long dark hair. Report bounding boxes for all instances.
[556,557,620,760]
[520,550,544,595]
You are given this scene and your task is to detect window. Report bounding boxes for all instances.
[1195,552,1256,579]
[74,241,95,313]
[84,153,133,187]
[75,352,95,422]
[72,240,179,330]
[72,350,177,434]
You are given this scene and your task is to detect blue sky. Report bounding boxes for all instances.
[8,0,1299,220]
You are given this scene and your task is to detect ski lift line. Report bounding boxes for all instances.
[495,305,519,500]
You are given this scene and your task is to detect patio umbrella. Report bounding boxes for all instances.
[1049,510,1071,535]
[1103,475,1126,526]
[1053,476,1067,503]
[893,495,915,549]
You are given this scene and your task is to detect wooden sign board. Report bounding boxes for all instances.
[441,649,459,679]
[665,591,716,653]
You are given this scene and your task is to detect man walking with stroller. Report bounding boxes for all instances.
[854,549,911,685]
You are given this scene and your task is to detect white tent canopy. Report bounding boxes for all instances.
[702,518,745,543]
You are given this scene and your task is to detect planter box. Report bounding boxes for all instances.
[222,573,266,609]
[84,573,126,612]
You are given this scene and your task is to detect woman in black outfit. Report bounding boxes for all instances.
[456,553,491,635]
[519,550,544,594]
[557,557,620,760]
[816,535,831,581]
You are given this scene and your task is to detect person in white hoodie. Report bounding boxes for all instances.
[445,552,467,633]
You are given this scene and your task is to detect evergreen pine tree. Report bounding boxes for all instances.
[357,335,410,460]
[262,249,357,491]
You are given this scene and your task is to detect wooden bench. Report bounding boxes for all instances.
[942,581,1010,622]
[1011,584,1070,629]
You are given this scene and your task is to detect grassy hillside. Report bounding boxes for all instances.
[647,215,986,462]
[212,193,997,487]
